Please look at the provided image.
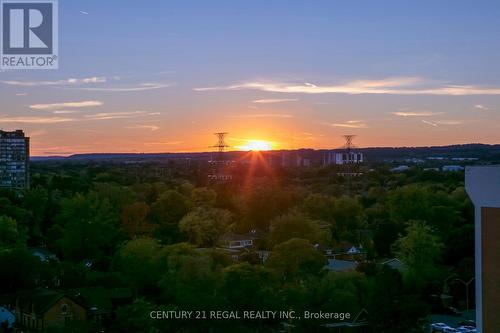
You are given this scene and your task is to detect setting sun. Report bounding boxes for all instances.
[237,140,273,151]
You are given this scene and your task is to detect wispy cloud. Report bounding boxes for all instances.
[392,111,443,117]
[0,116,74,124]
[422,120,438,127]
[1,77,105,87]
[73,82,170,92]
[15,93,27,96]
[79,10,89,15]
[436,120,463,125]
[53,110,81,114]
[195,77,500,95]
[474,104,489,110]
[422,119,463,127]
[227,113,294,119]
[252,98,299,104]
[85,111,160,120]
[30,100,103,110]
[321,120,368,128]
[124,125,160,131]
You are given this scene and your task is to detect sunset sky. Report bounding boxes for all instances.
[1,0,500,156]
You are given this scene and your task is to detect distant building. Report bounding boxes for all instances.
[404,158,425,164]
[0,130,30,190]
[382,258,406,272]
[442,165,464,172]
[324,151,364,165]
[465,166,500,333]
[221,230,265,249]
[391,165,410,172]
[452,157,478,161]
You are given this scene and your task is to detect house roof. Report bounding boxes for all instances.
[29,247,59,262]
[16,287,132,316]
[324,309,370,327]
[16,290,68,315]
[68,288,113,315]
[222,230,265,242]
[382,258,406,272]
[325,259,358,272]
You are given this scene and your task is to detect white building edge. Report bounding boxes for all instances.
[465,166,500,333]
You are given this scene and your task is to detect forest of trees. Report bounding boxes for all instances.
[0,161,475,332]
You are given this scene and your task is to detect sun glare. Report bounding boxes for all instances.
[238,140,273,151]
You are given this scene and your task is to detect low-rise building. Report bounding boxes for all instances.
[15,290,87,331]
[220,230,265,249]
[443,165,464,172]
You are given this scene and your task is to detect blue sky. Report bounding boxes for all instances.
[1,0,500,155]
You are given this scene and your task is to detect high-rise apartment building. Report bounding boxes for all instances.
[465,166,500,333]
[0,130,30,190]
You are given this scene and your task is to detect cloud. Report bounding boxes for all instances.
[392,111,444,117]
[30,100,103,110]
[125,125,160,131]
[1,77,105,87]
[422,120,438,127]
[474,104,489,110]
[73,83,170,92]
[227,113,294,119]
[85,111,160,120]
[422,119,463,127]
[15,93,28,96]
[53,110,81,114]
[0,116,74,124]
[436,120,463,125]
[195,77,500,95]
[252,98,299,104]
[79,10,89,15]
[321,120,368,128]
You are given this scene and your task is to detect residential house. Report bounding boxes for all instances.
[15,290,87,331]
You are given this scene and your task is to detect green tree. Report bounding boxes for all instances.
[54,192,120,262]
[394,221,444,288]
[158,243,219,308]
[114,238,162,294]
[268,210,327,246]
[266,238,325,282]
[149,190,192,224]
[179,207,232,247]
[191,187,217,207]
[122,202,154,237]
[0,215,24,248]
[221,263,274,309]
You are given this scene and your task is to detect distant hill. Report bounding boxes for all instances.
[31,143,500,163]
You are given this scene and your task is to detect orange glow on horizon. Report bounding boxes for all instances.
[237,139,273,151]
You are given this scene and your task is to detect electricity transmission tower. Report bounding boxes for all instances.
[208,132,232,182]
[342,135,357,196]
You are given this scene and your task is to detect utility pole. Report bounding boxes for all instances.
[455,278,475,312]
